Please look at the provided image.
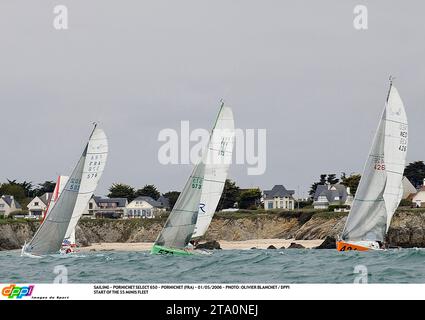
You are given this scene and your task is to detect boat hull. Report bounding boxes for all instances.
[336,240,381,251]
[151,244,193,256]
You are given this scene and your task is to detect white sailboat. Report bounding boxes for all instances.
[151,102,232,255]
[22,125,107,256]
[337,78,408,251]
[62,127,108,252]
[192,102,235,239]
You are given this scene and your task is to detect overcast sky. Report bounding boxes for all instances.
[1,1,424,197]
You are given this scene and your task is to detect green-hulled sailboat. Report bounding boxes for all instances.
[151,101,231,255]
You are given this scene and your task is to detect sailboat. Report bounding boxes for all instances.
[192,103,235,239]
[22,124,108,256]
[151,102,234,255]
[337,78,408,251]
[62,127,108,252]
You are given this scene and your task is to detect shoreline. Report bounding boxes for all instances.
[78,239,324,252]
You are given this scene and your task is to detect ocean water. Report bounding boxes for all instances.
[1,248,425,283]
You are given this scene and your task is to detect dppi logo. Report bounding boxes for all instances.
[2,284,34,299]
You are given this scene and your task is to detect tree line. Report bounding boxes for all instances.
[2,160,425,211]
[308,161,425,198]
[107,180,262,211]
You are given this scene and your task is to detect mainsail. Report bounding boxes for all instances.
[192,103,235,238]
[341,83,408,242]
[23,126,105,256]
[63,128,108,244]
[154,161,205,249]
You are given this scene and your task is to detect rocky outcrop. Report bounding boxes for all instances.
[2,210,425,250]
[195,241,221,250]
[315,236,336,249]
[294,214,347,240]
[287,242,305,249]
[387,211,425,247]
[0,221,39,250]
[267,245,276,249]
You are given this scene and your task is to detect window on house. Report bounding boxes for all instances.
[280,201,283,208]
[268,202,273,209]
[334,196,340,201]
[34,202,39,206]
[289,201,293,210]
[89,203,93,209]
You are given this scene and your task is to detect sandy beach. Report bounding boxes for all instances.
[78,239,324,252]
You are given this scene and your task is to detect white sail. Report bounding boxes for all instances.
[64,128,108,244]
[154,160,205,249]
[23,126,104,256]
[192,103,235,238]
[382,86,408,231]
[341,84,408,242]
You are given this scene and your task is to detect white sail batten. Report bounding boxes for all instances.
[64,128,108,243]
[341,84,408,242]
[192,104,235,238]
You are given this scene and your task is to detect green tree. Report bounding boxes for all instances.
[108,183,136,201]
[163,191,180,210]
[341,173,361,196]
[6,179,34,197]
[217,179,240,211]
[0,183,26,203]
[309,174,328,197]
[239,188,262,209]
[34,181,56,196]
[135,184,161,200]
[404,161,425,188]
[326,174,339,185]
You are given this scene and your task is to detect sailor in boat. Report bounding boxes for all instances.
[61,239,75,254]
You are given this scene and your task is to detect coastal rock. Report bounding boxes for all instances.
[280,246,286,249]
[2,210,425,250]
[315,236,336,249]
[0,221,39,251]
[294,215,347,240]
[195,240,221,250]
[75,225,91,247]
[251,247,257,249]
[267,245,276,249]
[287,242,305,249]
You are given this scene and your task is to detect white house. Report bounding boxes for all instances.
[313,184,353,210]
[0,195,22,218]
[263,185,295,210]
[125,196,167,218]
[27,193,52,218]
[411,187,425,207]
